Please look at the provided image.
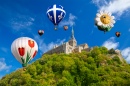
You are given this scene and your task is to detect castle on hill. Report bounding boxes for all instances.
[43,27,124,63]
[44,27,91,54]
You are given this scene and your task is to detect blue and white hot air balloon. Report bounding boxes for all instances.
[46,4,66,30]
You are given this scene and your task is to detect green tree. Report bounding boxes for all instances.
[27,64,37,77]
[91,46,101,57]
[112,56,121,64]
[87,56,95,64]
[108,48,116,54]
[99,46,108,54]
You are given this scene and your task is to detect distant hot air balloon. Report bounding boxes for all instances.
[95,11,116,33]
[63,25,68,30]
[38,30,44,36]
[115,32,121,37]
[46,4,66,30]
[11,37,38,70]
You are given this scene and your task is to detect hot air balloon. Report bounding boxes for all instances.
[95,11,115,33]
[115,32,121,37]
[11,37,38,70]
[63,25,68,30]
[46,4,66,30]
[38,30,44,36]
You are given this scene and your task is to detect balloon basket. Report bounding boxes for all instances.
[54,28,57,30]
[23,67,26,71]
[54,25,58,30]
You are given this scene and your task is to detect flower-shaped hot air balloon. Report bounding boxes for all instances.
[38,30,44,36]
[46,4,66,30]
[11,37,38,70]
[95,11,115,33]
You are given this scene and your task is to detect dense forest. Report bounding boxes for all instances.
[0,46,130,86]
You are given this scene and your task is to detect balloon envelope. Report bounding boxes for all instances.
[38,30,44,36]
[63,25,68,30]
[11,37,38,67]
[115,32,121,37]
[97,26,111,32]
[46,4,66,26]
[95,11,115,33]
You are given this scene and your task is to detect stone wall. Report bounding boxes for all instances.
[44,39,90,55]
[82,48,92,52]
[65,44,73,54]
[44,44,65,54]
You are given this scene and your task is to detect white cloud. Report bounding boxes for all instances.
[1,47,8,53]
[33,35,66,54]
[92,0,130,17]
[0,5,36,32]
[102,37,119,50]
[59,13,77,27]
[0,58,12,72]
[10,15,35,32]
[92,0,108,7]
[121,47,130,63]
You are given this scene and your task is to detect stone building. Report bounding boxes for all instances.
[44,27,91,54]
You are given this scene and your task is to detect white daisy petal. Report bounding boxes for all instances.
[95,18,100,22]
[104,10,108,14]
[99,11,103,15]
[110,23,114,27]
[103,24,107,27]
[109,22,113,25]
[111,16,115,19]
[108,12,111,16]
[111,20,115,24]
[107,24,111,27]
[96,13,101,17]
[105,24,109,27]
[97,21,102,26]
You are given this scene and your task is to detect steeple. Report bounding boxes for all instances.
[68,26,77,47]
[71,26,75,39]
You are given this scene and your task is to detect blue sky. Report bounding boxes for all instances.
[1,0,130,78]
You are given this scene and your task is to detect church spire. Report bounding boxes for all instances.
[68,26,77,47]
[71,26,75,39]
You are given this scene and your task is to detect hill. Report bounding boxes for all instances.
[0,46,130,86]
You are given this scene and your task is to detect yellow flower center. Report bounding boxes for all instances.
[100,14,111,24]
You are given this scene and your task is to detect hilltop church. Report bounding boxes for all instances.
[44,27,92,54]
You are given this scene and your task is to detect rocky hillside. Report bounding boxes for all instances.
[0,46,130,86]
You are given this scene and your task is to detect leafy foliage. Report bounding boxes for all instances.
[108,48,117,54]
[0,47,130,86]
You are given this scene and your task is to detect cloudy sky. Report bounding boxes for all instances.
[1,0,130,78]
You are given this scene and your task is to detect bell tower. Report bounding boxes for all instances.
[68,26,77,47]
